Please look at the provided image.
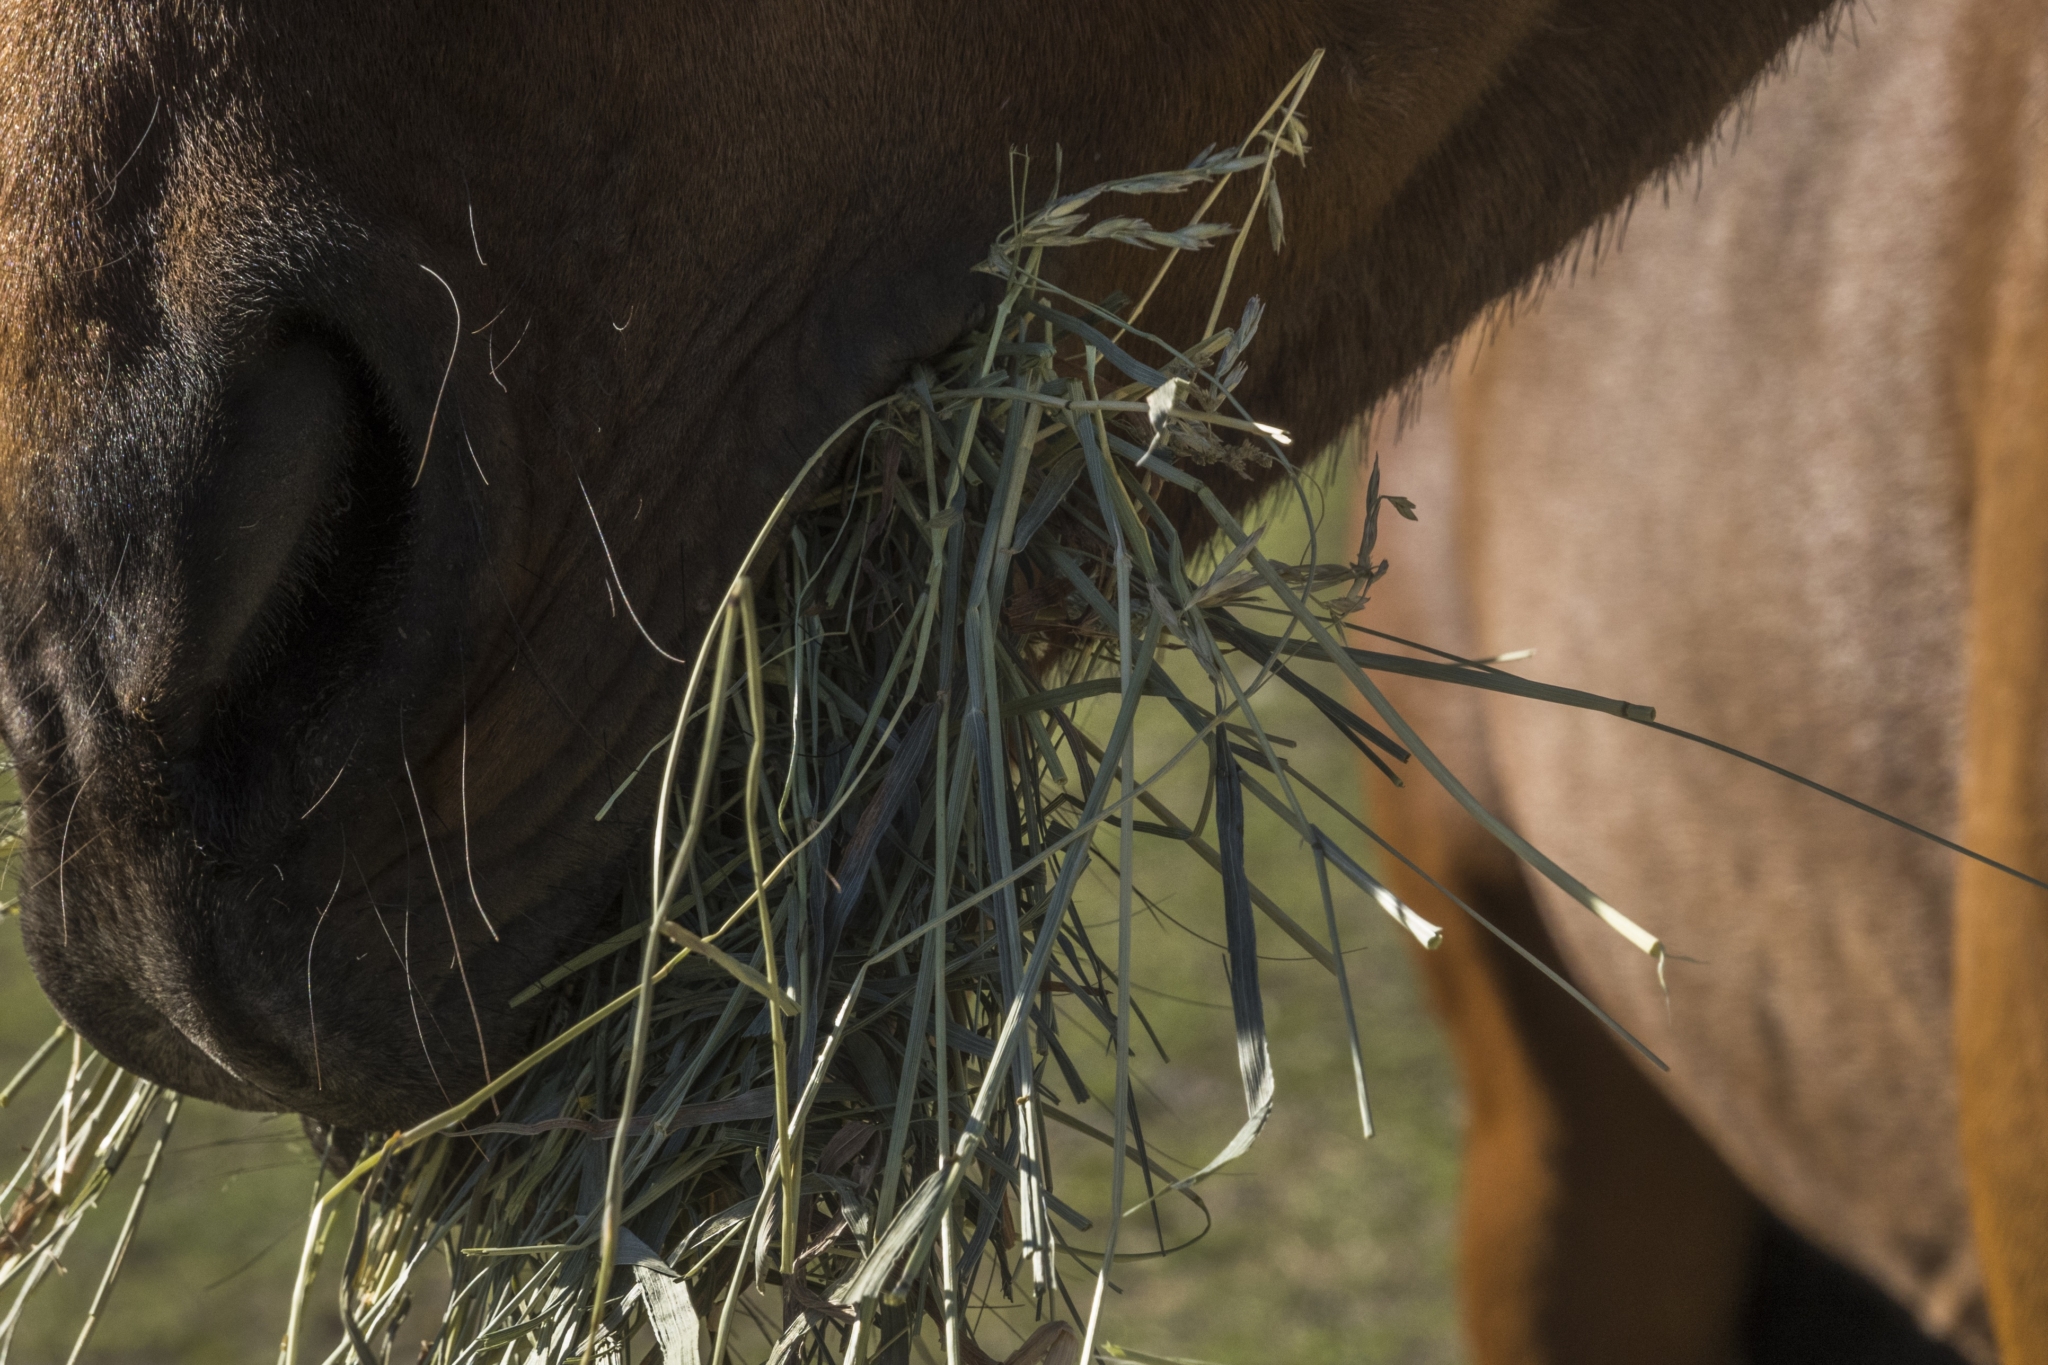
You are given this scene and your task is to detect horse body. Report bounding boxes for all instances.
[1372,1,2045,1358]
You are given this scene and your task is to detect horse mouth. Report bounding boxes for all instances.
[0,309,538,1126]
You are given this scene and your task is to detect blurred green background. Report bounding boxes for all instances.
[0,470,1467,1363]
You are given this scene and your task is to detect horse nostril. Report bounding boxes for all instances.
[159,337,359,754]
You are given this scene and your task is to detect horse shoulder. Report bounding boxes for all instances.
[1367,2,2048,1357]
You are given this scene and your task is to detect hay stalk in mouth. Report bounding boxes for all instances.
[292,57,1419,1364]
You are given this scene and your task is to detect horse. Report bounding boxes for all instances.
[0,0,1884,1339]
[1368,0,2048,1359]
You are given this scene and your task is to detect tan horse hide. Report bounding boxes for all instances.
[1364,0,2047,1360]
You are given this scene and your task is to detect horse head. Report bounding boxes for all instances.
[0,2,1834,1128]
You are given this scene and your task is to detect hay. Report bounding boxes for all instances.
[280,57,1462,1364]
[0,53,1687,1365]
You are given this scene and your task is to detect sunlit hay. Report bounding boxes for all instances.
[290,63,1394,1365]
[0,752,188,1365]
[0,1027,178,1365]
[1,53,1679,1365]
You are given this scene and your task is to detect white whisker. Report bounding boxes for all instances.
[460,717,498,939]
[577,475,687,664]
[405,754,494,1084]
[306,846,346,1092]
[411,265,463,487]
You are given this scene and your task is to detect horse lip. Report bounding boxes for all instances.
[10,825,302,1113]
[10,803,484,1126]
[0,313,464,1122]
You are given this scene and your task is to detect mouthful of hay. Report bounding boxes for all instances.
[0,55,1674,1365]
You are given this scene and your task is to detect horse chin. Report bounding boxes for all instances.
[5,664,635,1131]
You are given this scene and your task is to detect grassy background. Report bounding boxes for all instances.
[0,468,1467,1363]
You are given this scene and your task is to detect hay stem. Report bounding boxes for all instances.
[1118,52,1324,338]
[0,1027,66,1109]
[582,594,744,1365]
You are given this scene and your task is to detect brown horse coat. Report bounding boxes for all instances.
[1369,0,2046,1358]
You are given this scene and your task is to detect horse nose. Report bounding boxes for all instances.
[154,336,359,754]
